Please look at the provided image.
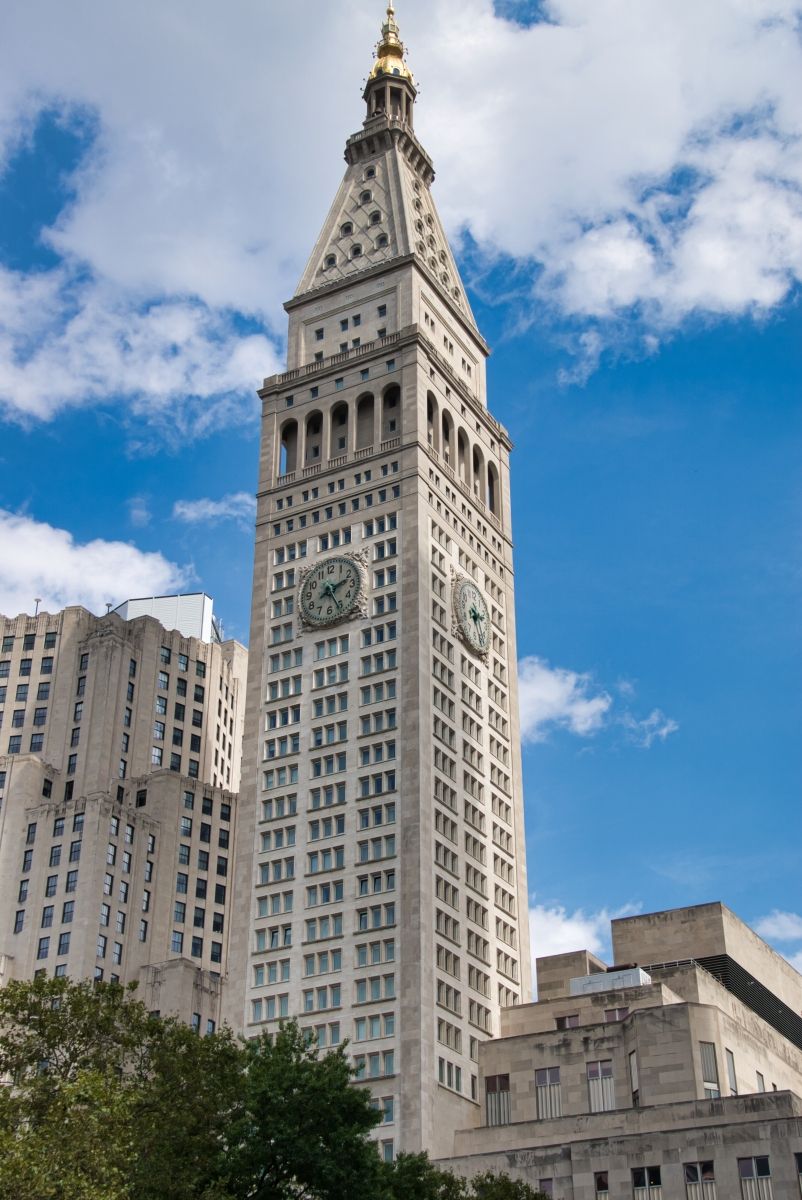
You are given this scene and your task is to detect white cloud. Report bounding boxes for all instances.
[619,708,680,749]
[127,495,151,528]
[0,0,800,409]
[0,510,188,617]
[753,910,802,942]
[172,492,256,528]
[518,655,678,748]
[529,901,641,992]
[518,655,612,742]
[0,266,280,435]
[752,911,802,978]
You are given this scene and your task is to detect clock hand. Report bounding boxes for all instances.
[330,577,348,592]
[319,580,342,610]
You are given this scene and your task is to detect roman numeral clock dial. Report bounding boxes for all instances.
[298,555,365,627]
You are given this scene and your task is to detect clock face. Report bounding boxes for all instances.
[455,579,490,653]
[299,556,362,627]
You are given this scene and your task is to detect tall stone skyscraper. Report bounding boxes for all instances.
[0,597,247,1029]
[228,5,530,1157]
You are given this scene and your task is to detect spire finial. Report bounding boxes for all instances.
[370,0,414,83]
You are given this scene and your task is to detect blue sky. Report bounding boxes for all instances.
[1,0,800,976]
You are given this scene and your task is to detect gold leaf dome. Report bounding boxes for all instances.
[370,3,414,82]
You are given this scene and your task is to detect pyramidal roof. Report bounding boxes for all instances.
[292,7,478,334]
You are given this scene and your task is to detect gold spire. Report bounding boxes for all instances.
[370,2,414,82]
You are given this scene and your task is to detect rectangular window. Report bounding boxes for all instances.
[632,1166,661,1194]
[587,1060,614,1113]
[684,1162,715,1189]
[738,1157,771,1187]
[485,1074,510,1126]
[594,1173,608,1195]
[629,1049,640,1107]
[535,1066,562,1119]
[700,1041,720,1099]
[726,1048,738,1096]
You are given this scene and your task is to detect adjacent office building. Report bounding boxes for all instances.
[226,5,530,1158]
[443,903,802,1199]
[0,597,247,1028]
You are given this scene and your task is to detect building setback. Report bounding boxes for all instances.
[0,600,247,1029]
[226,5,530,1158]
[442,903,802,1199]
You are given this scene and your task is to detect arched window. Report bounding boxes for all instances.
[360,190,373,204]
[442,411,454,465]
[356,394,375,450]
[366,167,376,180]
[370,211,381,225]
[324,253,336,269]
[351,244,363,258]
[330,402,349,456]
[382,384,401,440]
[427,392,439,452]
[279,419,298,476]
[472,445,485,500]
[341,222,353,237]
[457,429,469,484]
[487,463,500,516]
[377,234,388,248]
[305,411,323,465]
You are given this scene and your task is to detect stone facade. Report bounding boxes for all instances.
[0,601,247,1027]
[442,903,802,1199]
[225,8,530,1159]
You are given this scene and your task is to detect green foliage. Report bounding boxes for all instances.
[0,976,239,1200]
[220,1020,382,1200]
[378,1154,549,1200]
[469,1170,550,1200]
[0,978,548,1200]
[380,1152,469,1199]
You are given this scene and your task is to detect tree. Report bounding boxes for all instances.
[0,979,549,1200]
[379,1154,549,1200]
[380,1153,468,1200]
[220,1020,383,1200]
[0,976,240,1200]
[469,1171,550,1200]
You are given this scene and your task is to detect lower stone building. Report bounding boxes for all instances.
[0,753,235,1030]
[442,903,802,1198]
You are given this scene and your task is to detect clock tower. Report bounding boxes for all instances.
[227,5,530,1158]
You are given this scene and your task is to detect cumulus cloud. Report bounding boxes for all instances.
[754,911,802,942]
[0,0,799,414]
[518,655,612,742]
[0,266,279,435]
[752,911,802,977]
[620,708,680,749]
[518,655,678,748]
[529,901,641,991]
[0,510,188,618]
[172,492,256,529]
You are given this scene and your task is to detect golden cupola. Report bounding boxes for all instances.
[370,3,415,82]
[364,3,417,129]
